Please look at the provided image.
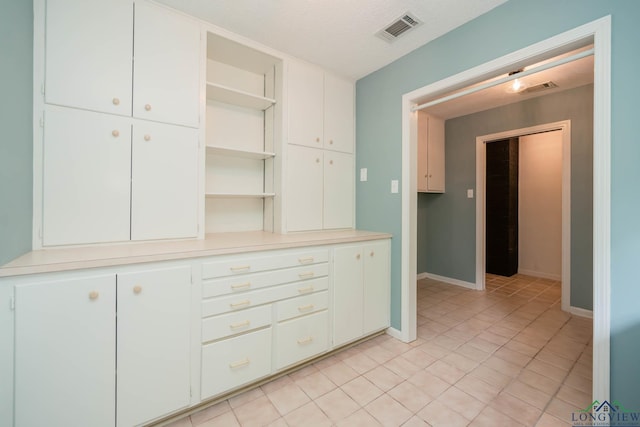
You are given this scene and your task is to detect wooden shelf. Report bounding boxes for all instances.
[205,193,276,199]
[206,82,276,110]
[206,146,275,160]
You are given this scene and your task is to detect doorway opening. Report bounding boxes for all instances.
[400,17,611,400]
[476,122,581,318]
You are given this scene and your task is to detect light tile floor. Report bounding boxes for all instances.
[167,274,593,427]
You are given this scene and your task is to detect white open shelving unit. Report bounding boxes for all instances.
[204,33,282,233]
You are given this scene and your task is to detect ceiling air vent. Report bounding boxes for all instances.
[521,81,559,94]
[376,12,422,42]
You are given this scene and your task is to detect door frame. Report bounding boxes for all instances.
[475,122,575,316]
[400,16,611,401]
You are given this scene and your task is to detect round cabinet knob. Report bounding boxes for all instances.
[315,137,320,143]
[133,285,142,295]
[112,130,120,138]
[329,140,334,145]
[356,254,361,260]
[428,174,432,178]
[370,251,375,257]
[329,160,333,165]
[144,104,152,111]
[316,158,320,163]
[89,291,99,300]
[144,134,151,142]
[112,98,120,106]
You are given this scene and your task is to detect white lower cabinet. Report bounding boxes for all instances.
[201,328,272,399]
[116,266,192,427]
[333,239,391,347]
[0,284,13,427]
[274,309,329,370]
[14,275,116,427]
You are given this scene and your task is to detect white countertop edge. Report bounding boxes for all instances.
[0,230,392,278]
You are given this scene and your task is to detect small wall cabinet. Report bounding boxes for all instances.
[417,111,445,193]
[333,240,391,347]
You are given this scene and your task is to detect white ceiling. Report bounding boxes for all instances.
[155,0,509,80]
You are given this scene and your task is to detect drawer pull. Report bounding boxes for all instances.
[298,256,315,264]
[229,358,250,369]
[133,285,142,295]
[298,272,315,279]
[231,282,251,291]
[230,265,251,273]
[88,291,99,300]
[297,286,314,294]
[298,304,314,313]
[230,300,251,309]
[229,320,250,330]
[297,336,314,345]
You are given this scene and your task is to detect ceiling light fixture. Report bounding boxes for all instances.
[506,69,527,93]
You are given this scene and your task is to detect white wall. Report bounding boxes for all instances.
[518,131,563,279]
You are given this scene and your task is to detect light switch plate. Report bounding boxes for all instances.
[467,189,474,198]
[360,168,368,182]
[391,180,399,193]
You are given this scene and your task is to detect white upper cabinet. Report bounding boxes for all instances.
[324,74,355,154]
[417,111,445,193]
[133,1,201,128]
[288,60,354,153]
[131,121,199,241]
[288,61,324,149]
[43,107,132,246]
[44,0,133,116]
[286,145,324,232]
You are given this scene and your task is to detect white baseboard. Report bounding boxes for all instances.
[385,327,404,341]
[419,272,477,290]
[568,305,593,319]
[518,268,562,281]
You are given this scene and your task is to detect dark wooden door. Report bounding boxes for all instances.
[486,137,519,276]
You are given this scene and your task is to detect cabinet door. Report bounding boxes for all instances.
[131,121,199,241]
[333,245,364,346]
[417,111,429,192]
[286,145,323,231]
[45,0,133,116]
[133,0,201,128]
[427,115,445,192]
[324,151,354,229]
[0,283,13,427]
[117,265,191,427]
[363,240,391,334]
[43,107,132,246]
[288,60,324,148]
[15,275,116,427]
[324,74,354,153]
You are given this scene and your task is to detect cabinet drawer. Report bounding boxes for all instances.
[201,328,271,399]
[276,291,328,322]
[202,249,329,279]
[202,277,328,317]
[202,305,271,343]
[274,311,328,371]
[203,263,328,298]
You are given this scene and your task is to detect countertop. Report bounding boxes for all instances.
[0,230,392,278]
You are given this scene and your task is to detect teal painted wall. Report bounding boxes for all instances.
[418,84,594,310]
[356,0,640,407]
[0,2,33,266]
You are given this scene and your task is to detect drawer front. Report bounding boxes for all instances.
[202,305,272,343]
[202,277,329,317]
[202,249,329,279]
[274,311,329,371]
[276,291,329,322]
[202,263,328,298]
[201,328,272,399]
